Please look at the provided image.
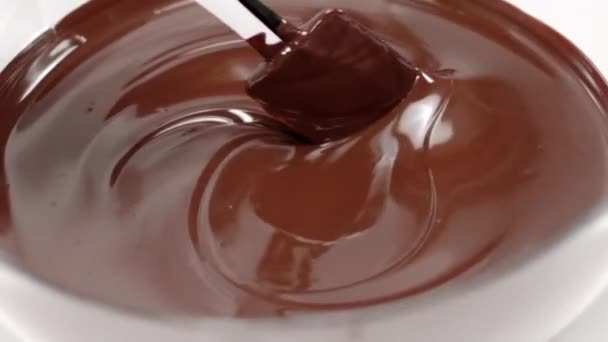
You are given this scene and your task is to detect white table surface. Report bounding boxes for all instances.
[0,0,607,341]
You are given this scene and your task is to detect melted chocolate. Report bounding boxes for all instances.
[0,0,607,317]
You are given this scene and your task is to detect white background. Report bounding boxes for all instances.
[0,0,607,341]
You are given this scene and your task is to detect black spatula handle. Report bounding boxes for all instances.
[238,0,283,34]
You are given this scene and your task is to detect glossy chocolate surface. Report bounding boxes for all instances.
[0,0,607,317]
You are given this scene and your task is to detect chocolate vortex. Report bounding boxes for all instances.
[0,0,607,317]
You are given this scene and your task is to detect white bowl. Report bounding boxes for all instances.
[1,1,607,341]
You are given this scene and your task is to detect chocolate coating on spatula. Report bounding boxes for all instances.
[247,10,418,143]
